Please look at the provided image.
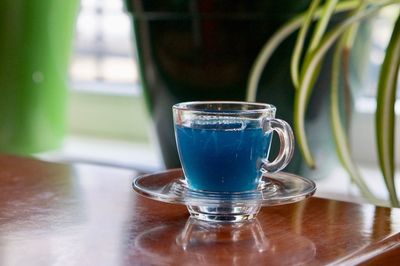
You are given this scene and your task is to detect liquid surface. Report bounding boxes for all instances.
[175,120,271,192]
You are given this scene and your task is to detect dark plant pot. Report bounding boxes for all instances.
[125,0,337,175]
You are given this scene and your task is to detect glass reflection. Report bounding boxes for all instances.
[133,218,316,265]
[176,218,269,253]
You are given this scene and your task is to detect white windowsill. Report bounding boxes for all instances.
[35,135,164,174]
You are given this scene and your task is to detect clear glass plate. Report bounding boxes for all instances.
[133,169,316,222]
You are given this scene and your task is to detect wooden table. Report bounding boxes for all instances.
[0,154,399,265]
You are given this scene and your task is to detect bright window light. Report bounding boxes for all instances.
[70,0,138,92]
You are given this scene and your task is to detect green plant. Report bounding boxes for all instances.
[246,0,400,206]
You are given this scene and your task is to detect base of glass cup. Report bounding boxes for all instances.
[133,169,316,224]
[187,204,261,223]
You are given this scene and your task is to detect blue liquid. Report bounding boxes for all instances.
[175,121,272,192]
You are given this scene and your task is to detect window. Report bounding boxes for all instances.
[357,7,400,99]
[70,0,139,94]
[48,0,162,171]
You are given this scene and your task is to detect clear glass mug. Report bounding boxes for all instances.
[172,101,295,222]
[173,101,294,193]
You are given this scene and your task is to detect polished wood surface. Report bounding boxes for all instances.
[0,154,399,265]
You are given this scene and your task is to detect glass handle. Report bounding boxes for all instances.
[262,118,294,173]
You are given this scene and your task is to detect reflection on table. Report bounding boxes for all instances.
[0,155,399,265]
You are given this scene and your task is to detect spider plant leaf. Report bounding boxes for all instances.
[291,0,321,89]
[376,13,400,207]
[308,0,339,53]
[246,0,396,102]
[246,17,303,101]
[246,0,363,102]
[331,36,381,205]
[294,3,387,167]
[301,0,338,98]
[339,2,367,141]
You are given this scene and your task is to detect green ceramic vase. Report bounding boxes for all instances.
[0,0,79,155]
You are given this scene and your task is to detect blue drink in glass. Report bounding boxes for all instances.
[175,119,272,192]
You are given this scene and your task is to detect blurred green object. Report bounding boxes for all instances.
[0,0,79,155]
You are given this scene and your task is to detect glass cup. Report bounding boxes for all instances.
[173,101,294,221]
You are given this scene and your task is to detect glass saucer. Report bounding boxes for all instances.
[132,169,316,222]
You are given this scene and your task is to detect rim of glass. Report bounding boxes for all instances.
[173,101,276,114]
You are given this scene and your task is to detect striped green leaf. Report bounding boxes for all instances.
[294,3,390,167]
[246,1,361,102]
[291,0,321,89]
[331,36,382,205]
[307,0,339,54]
[375,13,400,207]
